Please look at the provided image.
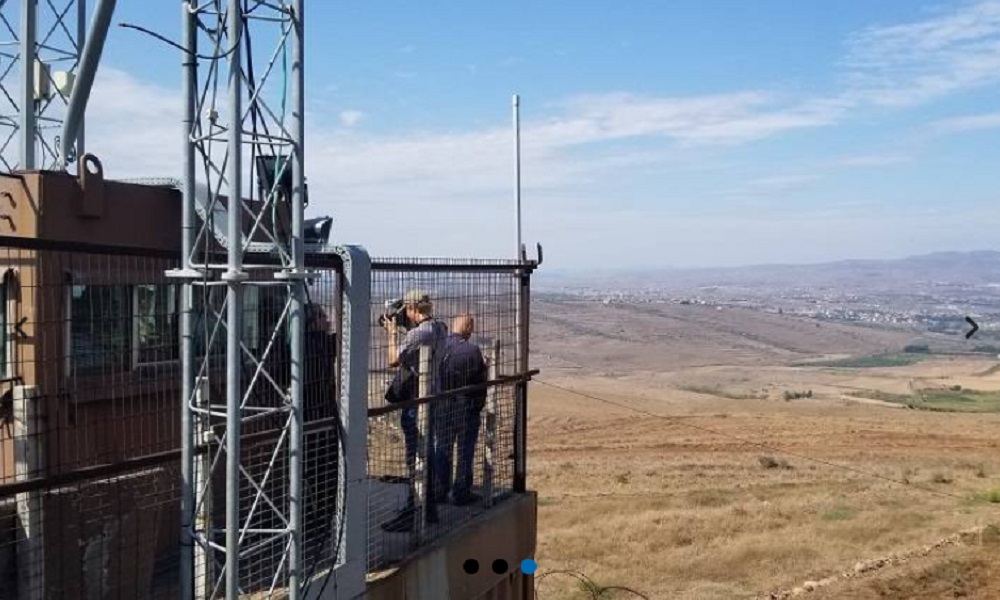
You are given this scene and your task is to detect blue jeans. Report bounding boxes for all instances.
[401,406,418,471]
[401,405,442,511]
[432,399,482,500]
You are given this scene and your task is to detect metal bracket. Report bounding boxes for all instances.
[220,269,249,282]
[273,269,317,281]
[166,267,208,280]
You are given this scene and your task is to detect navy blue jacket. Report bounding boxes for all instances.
[440,333,488,410]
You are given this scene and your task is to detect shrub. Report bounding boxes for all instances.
[904,344,930,354]
[931,472,953,485]
[974,487,1000,504]
[759,455,791,470]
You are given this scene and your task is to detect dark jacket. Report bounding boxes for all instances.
[439,333,488,411]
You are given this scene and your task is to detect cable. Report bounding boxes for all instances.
[535,569,651,599]
[118,22,244,61]
[533,380,981,504]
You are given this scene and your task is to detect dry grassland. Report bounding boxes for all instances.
[530,303,1000,599]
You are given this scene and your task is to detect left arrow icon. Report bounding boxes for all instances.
[13,316,27,339]
[966,316,979,340]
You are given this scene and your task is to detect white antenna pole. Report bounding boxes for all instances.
[513,93,522,260]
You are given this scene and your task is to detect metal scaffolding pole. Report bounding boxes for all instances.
[286,0,305,596]
[18,0,35,169]
[184,1,307,596]
[60,0,114,169]
[223,3,244,597]
[177,3,198,599]
[0,0,87,170]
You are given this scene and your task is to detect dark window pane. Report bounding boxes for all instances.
[70,285,131,376]
[136,284,179,365]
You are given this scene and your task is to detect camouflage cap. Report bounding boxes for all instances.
[403,289,431,304]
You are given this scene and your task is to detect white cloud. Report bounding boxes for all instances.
[339,110,364,127]
[843,1,1000,106]
[930,110,1000,133]
[830,153,909,168]
[71,1,1000,266]
[85,68,182,178]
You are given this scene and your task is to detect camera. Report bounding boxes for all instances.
[378,298,412,329]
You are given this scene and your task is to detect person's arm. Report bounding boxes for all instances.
[471,346,489,407]
[387,326,402,367]
[471,345,487,380]
[391,323,431,368]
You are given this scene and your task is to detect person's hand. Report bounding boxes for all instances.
[383,317,398,336]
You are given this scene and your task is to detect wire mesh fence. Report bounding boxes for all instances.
[0,238,183,599]
[0,238,346,599]
[366,260,532,572]
[188,255,343,598]
[0,235,537,594]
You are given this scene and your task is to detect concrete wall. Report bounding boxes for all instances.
[367,492,537,600]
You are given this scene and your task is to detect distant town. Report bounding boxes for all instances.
[536,252,1000,340]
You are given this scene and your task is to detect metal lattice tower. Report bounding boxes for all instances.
[175,1,307,598]
[0,0,86,170]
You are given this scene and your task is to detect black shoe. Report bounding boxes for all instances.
[381,509,414,532]
[452,492,482,506]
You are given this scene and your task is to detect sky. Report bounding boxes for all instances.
[68,1,1000,269]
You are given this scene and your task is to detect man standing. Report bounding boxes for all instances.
[434,314,489,506]
[381,290,448,532]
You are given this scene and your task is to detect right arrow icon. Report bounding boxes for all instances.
[966,316,979,340]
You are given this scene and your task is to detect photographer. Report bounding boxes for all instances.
[381,289,449,532]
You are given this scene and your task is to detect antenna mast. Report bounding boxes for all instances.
[513,93,522,259]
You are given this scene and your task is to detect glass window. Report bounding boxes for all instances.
[192,286,262,357]
[135,285,179,366]
[69,284,131,377]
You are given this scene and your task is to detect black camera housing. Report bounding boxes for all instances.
[378,298,413,330]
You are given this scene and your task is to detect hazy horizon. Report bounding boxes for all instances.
[539,246,1000,276]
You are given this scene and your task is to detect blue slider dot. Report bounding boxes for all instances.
[521,558,538,575]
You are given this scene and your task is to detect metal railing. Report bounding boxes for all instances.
[365,258,536,573]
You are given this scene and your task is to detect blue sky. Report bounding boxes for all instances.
[80,1,1000,269]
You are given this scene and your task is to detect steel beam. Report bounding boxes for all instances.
[60,0,115,168]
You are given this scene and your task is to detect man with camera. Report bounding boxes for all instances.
[381,289,449,532]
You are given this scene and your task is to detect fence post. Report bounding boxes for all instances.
[514,271,530,493]
[483,340,500,508]
[413,345,431,544]
[319,244,370,599]
[13,384,43,600]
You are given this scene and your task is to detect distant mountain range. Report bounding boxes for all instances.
[538,250,1000,292]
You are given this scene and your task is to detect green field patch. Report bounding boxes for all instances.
[677,384,768,400]
[798,353,928,369]
[848,388,1000,413]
